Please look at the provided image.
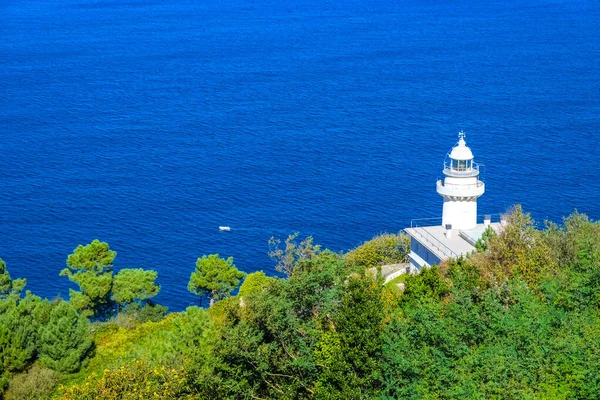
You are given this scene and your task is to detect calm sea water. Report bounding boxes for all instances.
[1,0,599,311]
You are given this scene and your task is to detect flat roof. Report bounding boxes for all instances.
[405,222,501,261]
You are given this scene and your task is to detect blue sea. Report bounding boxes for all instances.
[1,0,599,311]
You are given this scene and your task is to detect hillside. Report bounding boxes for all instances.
[1,206,599,399]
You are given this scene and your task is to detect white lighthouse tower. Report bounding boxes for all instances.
[404,131,498,272]
[436,131,485,230]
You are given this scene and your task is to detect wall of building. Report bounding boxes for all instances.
[442,198,478,230]
[409,239,442,272]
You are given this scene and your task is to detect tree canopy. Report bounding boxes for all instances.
[60,240,116,318]
[39,301,93,373]
[2,207,600,400]
[188,254,245,307]
[111,268,160,307]
[345,232,410,269]
[65,239,116,273]
[0,259,26,299]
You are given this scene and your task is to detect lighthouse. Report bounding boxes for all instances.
[404,131,499,272]
[436,131,485,230]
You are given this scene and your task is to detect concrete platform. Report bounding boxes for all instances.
[405,222,501,270]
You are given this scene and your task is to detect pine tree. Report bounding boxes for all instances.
[188,254,245,307]
[60,240,116,318]
[111,268,160,308]
[0,259,26,299]
[39,302,93,373]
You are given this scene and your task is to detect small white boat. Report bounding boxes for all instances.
[219,226,231,231]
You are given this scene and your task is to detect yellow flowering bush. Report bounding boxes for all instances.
[57,360,192,400]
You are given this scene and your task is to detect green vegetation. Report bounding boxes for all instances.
[60,240,116,318]
[1,206,600,399]
[187,254,246,307]
[111,268,160,309]
[474,224,496,252]
[39,302,93,373]
[5,364,58,400]
[345,232,410,269]
[384,273,408,288]
[238,271,274,297]
[383,273,409,297]
[268,232,322,275]
[0,259,26,299]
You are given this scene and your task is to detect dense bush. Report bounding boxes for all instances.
[58,361,192,400]
[0,292,55,392]
[345,232,410,269]
[2,207,600,399]
[5,364,58,400]
[0,259,26,299]
[39,301,93,373]
[238,271,274,297]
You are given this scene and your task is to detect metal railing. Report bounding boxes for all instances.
[442,162,480,177]
[410,214,503,228]
[408,213,504,259]
[436,180,485,190]
[437,179,485,189]
[410,217,442,228]
[410,226,459,259]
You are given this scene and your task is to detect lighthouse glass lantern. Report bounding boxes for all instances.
[436,132,485,230]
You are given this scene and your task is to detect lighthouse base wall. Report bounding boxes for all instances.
[442,198,477,230]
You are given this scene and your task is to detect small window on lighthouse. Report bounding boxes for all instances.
[451,159,472,172]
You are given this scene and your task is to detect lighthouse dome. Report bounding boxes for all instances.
[449,133,474,160]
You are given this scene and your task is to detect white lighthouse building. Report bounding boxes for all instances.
[404,132,501,272]
[437,131,485,230]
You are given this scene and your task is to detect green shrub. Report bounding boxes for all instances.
[39,302,93,373]
[5,364,58,400]
[238,271,275,297]
[346,232,410,269]
[57,361,192,400]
